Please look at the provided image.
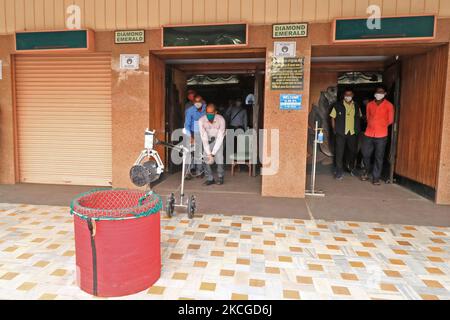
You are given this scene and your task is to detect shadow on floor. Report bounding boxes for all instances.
[0,166,448,226]
[305,164,450,227]
[154,171,309,219]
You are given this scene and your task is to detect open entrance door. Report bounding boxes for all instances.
[149,53,166,164]
[383,59,402,184]
[165,66,187,173]
[252,72,265,176]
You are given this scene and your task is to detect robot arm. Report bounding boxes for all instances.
[131,129,192,188]
[130,129,165,187]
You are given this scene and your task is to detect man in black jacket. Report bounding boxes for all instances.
[330,88,362,180]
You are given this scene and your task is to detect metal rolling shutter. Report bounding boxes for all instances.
[15,54,112,186]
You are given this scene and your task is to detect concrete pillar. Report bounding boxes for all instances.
[105,35,151,189]
[0,35,16,185]
[261,40,311,199]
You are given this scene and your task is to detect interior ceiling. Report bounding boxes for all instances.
[312,43,445,57]
[175,63,265,75]
[154,48,266,74]
[152,48,266,60]
[311,56,391,63]
[166,58,266,65]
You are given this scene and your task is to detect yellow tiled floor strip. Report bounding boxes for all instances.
[0,203,449,300]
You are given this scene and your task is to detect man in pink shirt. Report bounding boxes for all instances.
[199,103,226,186]
[361,85,395,185]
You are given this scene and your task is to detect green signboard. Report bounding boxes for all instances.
[163,24,247,48]
[16,30,88,51]
[334,15,435,42]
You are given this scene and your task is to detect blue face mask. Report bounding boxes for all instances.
[206,114,215,122]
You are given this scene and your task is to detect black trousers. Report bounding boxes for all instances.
[335,133,357,175]
[362,136,388,180]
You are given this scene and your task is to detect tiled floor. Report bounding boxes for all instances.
[0,203,449,300]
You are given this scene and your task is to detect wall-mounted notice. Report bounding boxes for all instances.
[270,57,304,90]
[120,54,140,70]
[274,42,297,58]
[280,94,303,110]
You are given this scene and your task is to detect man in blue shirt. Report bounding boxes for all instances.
[184,95,206,180]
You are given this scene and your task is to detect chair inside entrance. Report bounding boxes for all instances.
[230,133,254,176]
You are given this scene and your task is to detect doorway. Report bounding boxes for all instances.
[149,49,266,197]
[307,43,448,205]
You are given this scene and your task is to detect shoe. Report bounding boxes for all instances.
[335,174,344,181]
[185,174,193,181]
[217,177,224,185]
[360,172,369,181]
[196,173,205,179]
[204,180,215,186]
[372,179,381,186]
[350,168,358,177]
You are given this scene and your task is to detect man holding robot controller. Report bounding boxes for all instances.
[198,103,227,186]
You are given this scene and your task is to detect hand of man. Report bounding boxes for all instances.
[206,154,215,165]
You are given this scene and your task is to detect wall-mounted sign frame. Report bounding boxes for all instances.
[15,29,95,53]
[333,15,436,43]
[273,23,308,38]
[274,42,297,58]
[280,94,303,111]
[162,23,248,49]
[115,30,145,44]
[120,54,140,70]
[271,57,304,90]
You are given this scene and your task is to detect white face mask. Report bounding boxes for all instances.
[375,93,385,101]
[195,103,203,109]
[344,96,353,102]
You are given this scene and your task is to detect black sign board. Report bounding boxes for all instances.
[163,23,247,48]
[271,57,304,90]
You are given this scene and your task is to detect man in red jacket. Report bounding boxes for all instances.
[361,85,395,185]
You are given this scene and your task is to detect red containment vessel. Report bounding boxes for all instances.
[70,189,162,297]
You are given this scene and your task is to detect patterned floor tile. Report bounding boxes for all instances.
[0,203,449,300]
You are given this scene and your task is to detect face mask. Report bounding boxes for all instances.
[375,93,385,101]
[195,103,203,109]
[344,96,353,102]
[206,114,215,122]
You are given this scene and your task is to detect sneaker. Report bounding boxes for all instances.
[185,174,193,181]
[217,177,224,185]
[350,168,358,177]
[204,180,215,186]
[372,179,381,186]
[196,173,205,179]
[335,174,344,181]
